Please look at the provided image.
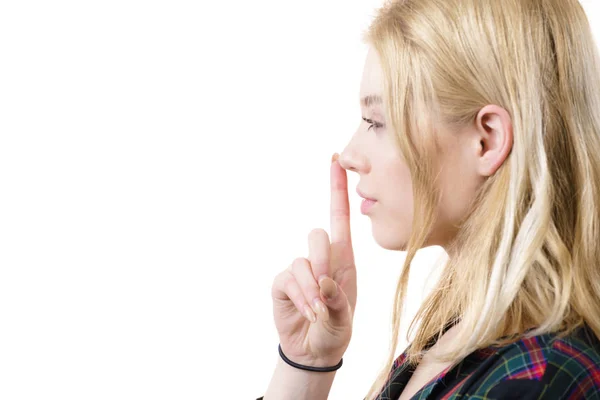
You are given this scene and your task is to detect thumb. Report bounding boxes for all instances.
[318,276,352,328]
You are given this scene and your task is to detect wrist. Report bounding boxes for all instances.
[263,357,337,400]
[279,343,344,369]
[280,346,343,370]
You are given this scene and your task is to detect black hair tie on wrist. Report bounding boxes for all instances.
[278,343,343,372]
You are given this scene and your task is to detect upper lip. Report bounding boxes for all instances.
[357,188,376,201]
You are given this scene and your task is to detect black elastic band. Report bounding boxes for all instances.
[278,343,343,372]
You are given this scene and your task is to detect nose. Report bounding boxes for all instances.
[338,147,369,174]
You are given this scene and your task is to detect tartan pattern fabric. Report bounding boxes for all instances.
[255,324,600,399]
[374,324,600,399]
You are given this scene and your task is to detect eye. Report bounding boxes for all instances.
[362,117,384,133]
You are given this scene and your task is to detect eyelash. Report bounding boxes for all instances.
[362,117,384,132]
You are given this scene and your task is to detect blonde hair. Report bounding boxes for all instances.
[361,0,600,399]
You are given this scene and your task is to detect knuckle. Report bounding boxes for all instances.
[283,276,294,292]
[291,257,308,270]
[271,269,287,288]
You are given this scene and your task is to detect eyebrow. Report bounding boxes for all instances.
[360,94,383,108]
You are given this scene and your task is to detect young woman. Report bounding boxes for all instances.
[258,0,600,398]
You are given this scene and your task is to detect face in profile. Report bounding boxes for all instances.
[338,48,416,251]
[340,47,498,252]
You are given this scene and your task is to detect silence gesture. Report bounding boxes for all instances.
[271,153,357,367]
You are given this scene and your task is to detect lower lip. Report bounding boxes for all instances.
[361,199,377,214]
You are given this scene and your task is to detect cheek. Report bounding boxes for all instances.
[371,161,414,250]
[385,161,414,219]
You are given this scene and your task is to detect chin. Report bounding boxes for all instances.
[372,223,441,252]
[372,224,409,251]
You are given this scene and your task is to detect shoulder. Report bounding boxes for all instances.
[536,324,600,398]
[471,324,600,399]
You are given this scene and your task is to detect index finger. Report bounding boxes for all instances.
[330,153,352,244]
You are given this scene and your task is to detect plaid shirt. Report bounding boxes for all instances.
[375,323,600,399]
[256,324,600,399]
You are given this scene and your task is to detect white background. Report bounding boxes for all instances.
[0,1,598,399]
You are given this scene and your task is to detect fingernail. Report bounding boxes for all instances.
[331,153,339,163]
[319,276,338,300]
[312,298,327,315]
[303,305,316,323]
[318,274,329,286]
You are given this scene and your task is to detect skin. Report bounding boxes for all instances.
[339,47,514,254]
[340,46,514,400]
[264,46,514,399]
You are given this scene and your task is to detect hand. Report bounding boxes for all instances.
[270,153,357,367]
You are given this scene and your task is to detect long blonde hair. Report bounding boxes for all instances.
[362,0,600,398]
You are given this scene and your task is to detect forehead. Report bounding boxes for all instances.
[359,48,384,105]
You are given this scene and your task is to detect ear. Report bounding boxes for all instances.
[475,105,513,177]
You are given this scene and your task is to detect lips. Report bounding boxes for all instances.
[356,187,376,202]
[357,187,377,215]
